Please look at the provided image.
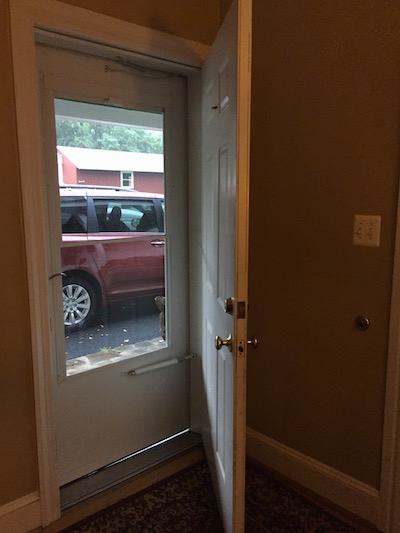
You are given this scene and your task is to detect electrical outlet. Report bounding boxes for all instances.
[353,215,381,247]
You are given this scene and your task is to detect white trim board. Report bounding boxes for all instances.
[14,0,209,70]
[8,0,209,528]
[0,493,41,533]
[247,428,380,525]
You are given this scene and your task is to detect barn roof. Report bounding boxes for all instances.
[57,146,164,173]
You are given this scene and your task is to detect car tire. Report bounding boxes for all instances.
[62,276,98,330]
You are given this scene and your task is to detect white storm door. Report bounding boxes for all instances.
[37,44,189,486]
[200,1,251,532]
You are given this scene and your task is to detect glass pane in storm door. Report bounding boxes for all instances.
[55,98,167,376]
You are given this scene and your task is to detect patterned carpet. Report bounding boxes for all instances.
[62,462,359,532]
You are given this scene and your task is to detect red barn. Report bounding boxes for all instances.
[57,146,164,194]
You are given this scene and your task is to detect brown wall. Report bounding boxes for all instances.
[0,0,220,508]
[247,0,400,488]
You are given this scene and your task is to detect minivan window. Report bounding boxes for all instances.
[61,197,88,233]
[94,198,161,233]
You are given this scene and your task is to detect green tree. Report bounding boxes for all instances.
[56,120,163,154]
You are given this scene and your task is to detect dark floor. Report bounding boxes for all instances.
[63,461,368,532]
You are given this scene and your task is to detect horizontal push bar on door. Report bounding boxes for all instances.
[124,354,196,376]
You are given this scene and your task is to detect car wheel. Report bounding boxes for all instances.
[62,276,98,329]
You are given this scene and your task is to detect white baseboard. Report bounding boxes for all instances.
[0,493,41,533]
[246,427,379,525]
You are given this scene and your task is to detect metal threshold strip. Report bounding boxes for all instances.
[60,429,202,510]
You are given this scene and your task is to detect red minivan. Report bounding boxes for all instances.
[60,186,165,329]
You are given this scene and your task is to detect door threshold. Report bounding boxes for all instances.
[60,429,202,510]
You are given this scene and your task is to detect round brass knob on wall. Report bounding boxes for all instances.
[355,316,370,331]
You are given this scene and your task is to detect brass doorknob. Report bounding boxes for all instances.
[247,337,258,349]
[215,334,233,352]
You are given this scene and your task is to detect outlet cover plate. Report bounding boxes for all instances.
[353,215,381,247]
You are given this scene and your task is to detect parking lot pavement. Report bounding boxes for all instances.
[65,299,161,360]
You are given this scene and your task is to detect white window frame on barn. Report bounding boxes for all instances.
[121,171,134,188]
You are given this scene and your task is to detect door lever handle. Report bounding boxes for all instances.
[151,240,165,246]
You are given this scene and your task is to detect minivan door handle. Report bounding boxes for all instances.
[151,240,165,246]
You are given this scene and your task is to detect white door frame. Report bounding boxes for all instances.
[9,0,208,525]
[233,2,252,528]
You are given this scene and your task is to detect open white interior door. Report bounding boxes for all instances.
[198,1,252,531]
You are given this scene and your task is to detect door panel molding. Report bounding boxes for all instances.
[9,0,208,527]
